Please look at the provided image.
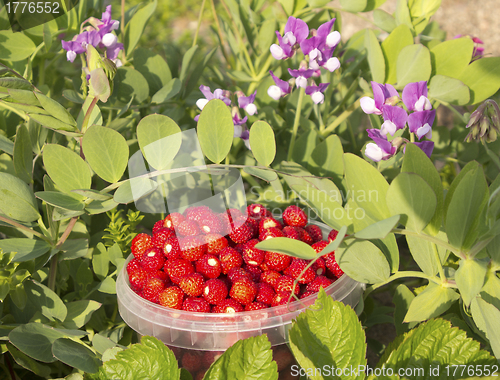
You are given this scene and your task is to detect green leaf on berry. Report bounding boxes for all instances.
[256,237,317,260]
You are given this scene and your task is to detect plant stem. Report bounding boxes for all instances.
[391,228,464,259]
[48,216,78,291]
[410,132,415,142]
[0,215,52,244]
[209,0,230,65]
[56,216,78,249]
[192,0,207,48]
[364,271,439,299]
[320,99,359,137]
[121,0,125,38]
[432,242,446,281]
[288,87,305,161]
[81,96,98,134]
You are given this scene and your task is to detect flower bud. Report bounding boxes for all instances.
[465,99,500,144]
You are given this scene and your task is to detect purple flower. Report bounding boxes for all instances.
[402,81,432,112]
[380,105,408,136]
[233,114,248,126]
[360,82,399,115]
[413,141,434,158]
[270,33,294,60]
[408,110,436,139]
[106,42,123,61]
[365,129,397,162]
[300,19,340,71]
[270,17,309,60]
[98,5,120,35]
[288,68,316,88]
[305,83,329,104]
[267,71,292,100]
[196,85,231,110]
[237,91,257,116]
[62,40,86,62]
[233,123,251,150]
[315,19,340,49]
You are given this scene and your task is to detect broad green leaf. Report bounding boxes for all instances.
[204,335,278,380]
[34,93,77,126]
[0,77,33,90]
[430,37,474,78]
[77,96,102,130]
[29,114,78,133]
[340,0,367,12]
[459,57,500,104]
[249,121,275,166]
[0,172,40,222]
[35,191,85,211]
[307,0,330,6]
[363,0,388,12]
[52,338,101,373]
[396,44,431,87]
[386,172,437,232]
[93,335,118,356]
[0,134,14,155]
[134,48,172,96]
[257,19,277,54]
[404,283,460,322]
[365,29,385,83]
[136,114,182,170]
[373,9,397,33]
[243,167,278,182]
[402,143,444,235]
[470,298,500,361]
[395,0,413,30]
[97,277,116,294]
[354,215,400,239]
[406,231,447,276]
[152,78,181,104]
[444,161,479,219]
[393,284,416,335]
[82,125,129,183]
[255,237,316,260]
[381,24,413,84]
[7,342,51,377]
[113,178,158,204]
[336,240,391,283]
[428,75,470,105]
[183,47,218,98]
[43,144,92,196]
[455,258,488,307]
[0,31,36,61]
[71,189,112,201]
[446,167,488,250]
[179,45,198,84]
[0,238,50,262]
[289,289,366,380]
[481,271,500,311]
[89,68,111,102]
[197,99,234,164]
[292,129,319,168]
[7,88,39,105]
[111,67,149,104]
[59,239,89,260]
[63,89,84,104]
[124,0,157,56]
[13,124,32,183]
[85,198,119,215]
[487,234,500,269]
[98,336,180,380]
[24,280,67,322]
[92,243,109,280]
[308,135,344,187]
[0,153,15,175]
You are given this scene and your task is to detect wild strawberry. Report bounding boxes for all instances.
[219,247,243,274]
[242,239,265,266]
[202,279,228,305]
[126,258,141,274]
[212,299,244,313]
[159,286,184,309]
[299,228,314,245]
[227,267,252,283]
[324,253,344,278]
[275,275,300,295]
[195,254,222,279]
[179,236,206,261]
[142,277,165,303]
[255,282,275,305]
[202,351,224,369]
[259,227,285,241]
[259,217,282,232]
[226,208,244,224]
[245,217,259,235]
[198,213,222,234]
[181,350,203,373]
[259,262,270,271]
[152,228,176,249]
[178,220,200,236]
[229,221,254,244]
[264,251,291,272]
[305,225,323,242]
[141,247,165,272]
[183,297,211,313]
[152,220,165,234]
[217,212,232,235]
[311,257,326,276]
[272,346,294,372]
[300,290,316,299]
[165,259,195,284]
[284,258,315,284]
[283,205,307,227]
[167,345,183,361]
[163,212,185,230]
[260,270,281,288]
[247,204,268,219]
[272,292,292,307]
[131,233,152,259]
[234,243,245,253]
[328,229,339,242]
[230,278,257,305]
[306,276,334,292]
[244,264,262,282]
[245,302,268,311]
[282,226,302,240]
[151,270,170,283]
[179,273,204,297]
[311,240,329,254]
[128,267,149,291]
[203,234,228,255]
[163,237,181,259]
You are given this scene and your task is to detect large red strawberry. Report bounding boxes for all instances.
[305,224,323,242]
[230,278,257,305]
[212,299,244,313]
[159,286,184,309]
[152,220,165,235]
[163,237,181,259]
[282,205,307,227]
[282,226,302,240]
[202,279,228,305]
[299,228,314,245]
[131,233,152,259]
[126,258,141,274]
[195,254,221,279]
[284,258,315,284]
[203,234,228,255]
[259,227,285,241]
[163,212,185,230]
[152,228,176,249]
[264,251,291,272]
[142,277,165,303]
[306,276,334,292]
[219,247,243,274]
[182,297,210,313]
[259,217,282,232]
[255,282,275,305]
[275,275,300,295]
[179,236,206,261]
[247,204,268,219]
[242,239,265,266]
[260,270,281,288]
[165,259,195,284]
[229,220,254,244]
[141,247,165,272]
[179,273,205,297]
[128,266,149,291]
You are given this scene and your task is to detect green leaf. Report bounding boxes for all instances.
[444,161,479,218]
[455,258,488,307]
[430,37,474,78]
[133,48,172,96]
[112,67,149,104]
[34,93,76,127]
[35,191,85,211]
[365,29,385,83]
[97,277,116,294]
[292,129,319,168]
[24,280,67,322]
[354,215,400,239]
[363,0,388,12]
[152,78,181,104]
[395,0,413,30]
[136,114,182,170]
[197,99,234,164]
[113,178,158,204]
[428,75,470,105]
[336,240,391,283]
[29,114,78,133]
[0,172,40,222]
[404,283,460,322]
[7,342,51,377]
[249,121,275,166]
[381,24,414,84]
[52,338,101,373]
[386,172,437,232]
[243,167,278,182]
[373,9,397,33]
[183,47,218,98]
[0,77,33,90]
[89,68,111,102]
[396,44,431,87]
[0,238,50,262]
[257,19,277,54]
[124,0,157,57]
[59,239,89,261]
[459,57,500,105]
[446,166,488,250]
[71,189,112,201]
[7,88,39,105]
[289,289,366,380]
[43,144,92,197]
[471,297,500,360]
[93,335,118,356]
[179,45,198,84]
[0,134,14,155]
[406,231,447,276]
[393,284,416,335]
[92,243,109,280]
[0,31,37,61]
[82,125,129,183]
[340,0,367,12]
[308,135,344,187]
[13,124,32,183]
[204,335,278,380]
[98,336,180,380]
[255,237,317,260]
[77,97,102,130]
[85,198,119,215]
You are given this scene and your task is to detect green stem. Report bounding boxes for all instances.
[432,242,446,281]
[469,237,494,258]
[47,253,58,291]
[391,228,464,259]
[81,96,98,133]
[320,99,359,137]
[0,215,52,244]
[192,0,207,48]
[364,271,440,299]
[315,103,325,132]
[288,87,305,161]
[209,0,230,65]
[56,216,78,250]
[247,54,273,94]
[410,132,415,143]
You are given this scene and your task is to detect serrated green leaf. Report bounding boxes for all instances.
[381,24,413,84]
[35,191,85,211]
[24,280,67,322]
[255,237,316,260]
[52,338,101,373]
[124,0,157,57]
[396,44,431,87]
[152,78,181,104]
[63,300,101,330]
[0,238,50,262]
[0,172,40,222]
[455,258,488,307]
[430,37,474,78]
[13,124,32,183]
[404,283,460,322]
[249,121,275,166]
[354,215,400,239]
[459,57,500,105]
[365,29,385,83]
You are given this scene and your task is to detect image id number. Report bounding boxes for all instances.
[446,364,499,377]
[5,2,61,14]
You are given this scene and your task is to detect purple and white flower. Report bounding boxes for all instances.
[98,5,120,34]
[270,17,309,60]
[267,71,292,100]
[305,83,329,104]
[380,105,408,136]
[365,129,397,162]
[196,85,231,111]
[413,141,434,158]
[237,91,257,116]
[402,81,432,112]
[360,81,399,115]
[408,110,435,139]
[288,67,316,88]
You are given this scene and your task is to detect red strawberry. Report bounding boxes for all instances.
[152,228,176,249]
[181,350,203,373]
[324,253,344,278]
[229,221,254,244]
[244,264,262,282]
[182,297,211,313]
[247,204,268,219]
[255,282,275,305]
[242,239,265,266]
[245,217,259,235]
[311,240,329,254]
[203,234,228,255]
[283,205,307,227]
[264,251,291,272]
[179,236,206,261]
[195,254,222,279]
[179,273,205,297]
[185,206,211,221]
[142,277,165,303]
[212,299,244,313]
[128,267,149,291]
[202,279,228,305]
[282,226,302,240]
[230,278,257,305]
[202,351,224,369]
[163,212,185,230]
[165,259,195,284]
[259,217,282,232]
[226,208,244,224]
[259,227,285,241]
[271,292,291,307]
[299,228,314,245]
[151,270,170,283]
[159,286,184,309]
[284,258,315,284]
[227,267,252,283]
[131,233,152,259]
[198,213,222,234]
[153,220,165,235]
[260,270,281,288]
[126,258,141,273]
[178,220,200,236]
[305,225,323,242]
[328,229,339,242]
[234,243,245,253]
[311,257,326,276]
[272,346,294,372]
[217,212,232,235]
[300,290,316,299]
[219,247,243,274]
[275,275,300,295]
[141,247,165,272]
[245,302,268,311]
[163,237,181,259]
[306,275,334,292]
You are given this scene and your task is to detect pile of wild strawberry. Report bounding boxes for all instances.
[126,204,343,313]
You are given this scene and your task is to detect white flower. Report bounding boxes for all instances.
[380,120,397,136]
[66,50,77,62]
[296,76,308,88]
[267,85,283,100]
[326,31,341,48]
[311,91,325,105]
[282,31,296,46]
[244,103,257,116]
[416,123,432,139]
[270,44,286,60]
[102,33,117,47]
[323,57,340,72]
[414,95,432,112]
[360,97,380,114]
[365,143,385,162]
[196,98,209,110]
